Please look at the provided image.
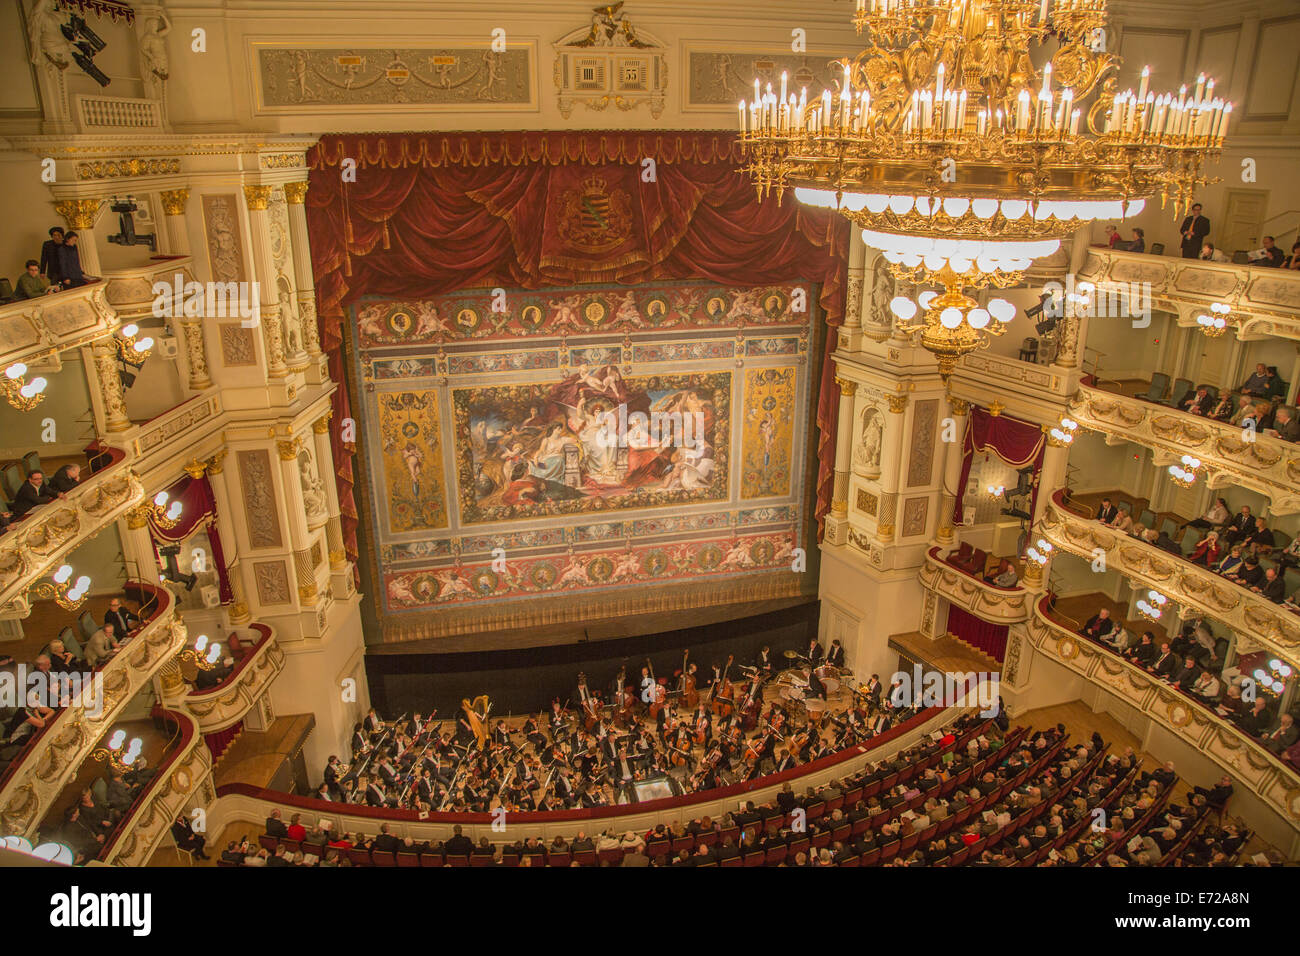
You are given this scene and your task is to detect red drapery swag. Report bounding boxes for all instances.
[950,405,1047,524]
[148,474,233,605]
[304,132,850,564]
[946,605,1009,663]
[204,721,242,762]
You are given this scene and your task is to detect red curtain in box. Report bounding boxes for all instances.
[146,473,233,605]
[204,721,242,762]
[304,132,850,565]
[950,404,1047,524]
[946,604,1008,663]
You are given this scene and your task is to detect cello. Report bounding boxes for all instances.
[681,649,699,709]
[646,657,666,718]
[712,654,735,717]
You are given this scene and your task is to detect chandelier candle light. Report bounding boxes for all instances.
[741,0,1230,377]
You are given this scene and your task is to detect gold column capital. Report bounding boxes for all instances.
[183,458,208,479]
[126,504,152,530]
[887,393,909,413]
[160,188,190,216]
[243,185,273,210]
[948,397,970,416]
[312,409,334,434]
[283,181,310,205]
[206,447,228,476]
[834,376,858,397]
[54,198,102,230]
[277,438,303,461]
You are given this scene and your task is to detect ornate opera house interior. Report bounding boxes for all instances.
[1,0,1299,873]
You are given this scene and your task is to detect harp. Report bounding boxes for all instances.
[462,694,491,750]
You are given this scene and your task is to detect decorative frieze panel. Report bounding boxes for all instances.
[1039,494,1300,664]
[1068,384,1300,513]
[1026,601,1300,833]
[0,284,118,372]
[918,547,1031,623]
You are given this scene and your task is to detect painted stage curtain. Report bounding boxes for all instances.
[147,474,233,605]
[946,605,1008,663]
[305,132,849,564]
[951,405,1047,525]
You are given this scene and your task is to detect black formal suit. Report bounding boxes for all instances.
[48,465,80,494]
[1169,663,1199,689]
[1150,651,1176,677]
[39,239,64,285]
[826,644,846,668]
[1264,723,1299,753]
[371,833,400,854]
[1081,614,1114,640]
[1095,503,1119,524]
[1131,642,1157,666]
[10,480,58,517]
[1178,214,1210,258]
[807,642,824,666]
[265,816,288,837]
[1223,513,1253,542]
[104,607,140,634]
[1261,575,1287,602]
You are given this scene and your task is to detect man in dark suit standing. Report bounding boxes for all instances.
[1179,203,1210,259]
[39,227,65,287]
[104,598,141,636]
[806,638,824,667]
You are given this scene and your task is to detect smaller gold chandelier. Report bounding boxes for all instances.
[92,729,144,773]
[1048,418,1079,446]
[1136,589,1168,621]
[1026,538,1053,568]
[178,634,222,671]
[129,491,184,530]
[890,279,1017,378]
[118,324,155,361]
[2,363,48,411]
[29,565,92,611]
[1167,454,1200,488]
[1252,659,1292,696]
[1195,302,1231,337]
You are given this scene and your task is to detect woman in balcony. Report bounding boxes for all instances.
[1185,497,1230,534]
[1208,393,1235,421]
[1213,545,1245,577]
[1188,530,1222,568]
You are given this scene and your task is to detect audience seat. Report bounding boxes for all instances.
[395,851,420,867]
[1139,372,1170,403]
[419,850,443,867]
[371,849,397,866]
[572,849,596,866]
[548,850,571,867]
[597,847,624,865]
[445,853,469,867]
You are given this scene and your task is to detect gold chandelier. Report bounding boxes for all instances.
[740,0,1230,377]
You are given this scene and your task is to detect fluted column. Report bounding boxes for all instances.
[1054,228,1092,371]
[832,376,858,517]
[243,185,288,379]
[935,396,970,545]
[311,411,347,571]
[159,188,192,256]
[877,392,909,542]
[1032,429,1071,532]
[278,438,317,604]
[123,506,163,585]
[90,338,132,432]
[283,181,322,359]
[54,199,103,277]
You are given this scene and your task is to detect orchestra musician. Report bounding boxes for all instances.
[806,638,825,667]
[826,639,845,668]
[756,645,773,676]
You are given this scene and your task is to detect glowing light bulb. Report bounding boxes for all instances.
[939,307,964,329]
[890,297,918,320]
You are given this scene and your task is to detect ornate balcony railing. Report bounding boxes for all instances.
[1038,491,1300,668]
[180,624,283,733]
[0,460,142,616]
[1026,597,1300,832]
[101,256,195,321]
[1067,383,1300,513]
[0,584,186,838]
[0,282,118,372]
[919,547,1032,624]
[98,707,211,867]
[1077,248,1300,342]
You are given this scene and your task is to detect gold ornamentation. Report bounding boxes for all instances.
[832,497,848,514]
[283,181,310,204]
[243,185,273,210]
[277,438,303,461]
[298,583,318,603]
[54,198,102,230]
[948,397,969,416]
[261,154,305,170]
[312,410,334,434]
[834,376,858,396]
[1058,638,1080,661]
[877,522,894,539]
[988,399,1005,417]
[206,448,228,476]
[183,458,207,479]
[887,393,908,413]
[159,188,190,215]
[75,158,180,181]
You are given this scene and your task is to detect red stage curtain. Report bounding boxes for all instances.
[147,474,233,604]
[305,132,849,564]
[946,605,1008,663]
[951,405,1047,524]
[204,721,242,762]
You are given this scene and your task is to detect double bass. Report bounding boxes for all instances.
[646,657,666,718]
[712,654,735,717]
[681,649,699,709]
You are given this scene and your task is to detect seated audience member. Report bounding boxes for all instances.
[1199,242,1228,263]
[1169,655,1200,691]
[1220,506,1254,545]
[1253,566,1287,603]
[1081,609,1114,641]
[1125,228,1145,253]
[171,817,210,860]
[1185,497,1229,532]
[83,623,121,668]
[1229,395,1257,425]
[1252,235,1286,268]
[195,656,235,690]
[10,470,62,517]
[1094,497,1119,525]
[1261,366,1287,402]
[1154,529,1183,555]
[41,639,82,673]
[1243,517,1275,555]
[1238,363,1271,397]
[13,260,57,300]
[1109,509,1134,534]
[104,598,141,636]
[1148,642,1178,678]
[1207,392,1235,421]
[984,559,1018,588]
[1225,555,1264,589]
[1266,405,1300,441]
[1125,631,1157,667]
[1104,224,1121,248]
[265,809,288,838]
[1188,530,1221,568]
[1190,669,1222,702]
[1287,241,1300,269]
[47,463,81,494]
[1275,535,1300,571]
[39,226,64,287]
[1263,714,1299,754]
[1180,384,1213,415]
